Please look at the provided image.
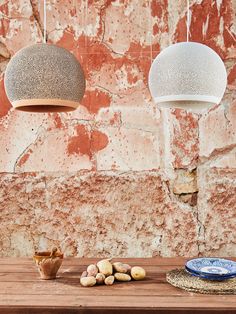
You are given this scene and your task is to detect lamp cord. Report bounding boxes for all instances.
[187,0,190,42]
[43,0,47,43]
[149,0,153,62]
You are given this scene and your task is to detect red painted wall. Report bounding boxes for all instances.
[0,0,235,257]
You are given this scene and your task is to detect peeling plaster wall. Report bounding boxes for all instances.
[0,0,235,257]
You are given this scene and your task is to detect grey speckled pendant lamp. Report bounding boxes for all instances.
[4,1,85,113]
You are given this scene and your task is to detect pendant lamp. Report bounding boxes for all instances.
[4,44,85,112]
[148,1,227,111]
[4,1,85,113]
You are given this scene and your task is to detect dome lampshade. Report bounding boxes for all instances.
[148,42,227,111]
[4,43,86,112]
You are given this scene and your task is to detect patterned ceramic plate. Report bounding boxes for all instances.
[186,258,236,277]
[185,265,236,281]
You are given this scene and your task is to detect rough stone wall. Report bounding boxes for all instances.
[0,0,235,257]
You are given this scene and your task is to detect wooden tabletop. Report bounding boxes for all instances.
[0,257,236,313]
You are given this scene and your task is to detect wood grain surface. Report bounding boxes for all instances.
[0,258,236,313]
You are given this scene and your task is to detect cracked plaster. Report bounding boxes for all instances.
[0,0,235,257]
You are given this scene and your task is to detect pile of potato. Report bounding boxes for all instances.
[80,259,146,287]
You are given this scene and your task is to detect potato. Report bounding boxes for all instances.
[87,264,98,277]
[114,273,131,282]
[80,270,88,278]
[113,262,129,273]
[97,259,113,276]
[131,266,146,280]
[123,263,132,273]
[96,272,105,285]
[104,275,114,286]
[80,276,96,287]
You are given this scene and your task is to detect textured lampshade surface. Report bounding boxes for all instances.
[4,43,86,112]
[148,42,227,110]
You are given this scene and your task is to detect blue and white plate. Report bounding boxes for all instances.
[186,258,236,277]
[185,266,236,281]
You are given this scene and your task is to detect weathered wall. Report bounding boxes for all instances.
[0,0,235,257]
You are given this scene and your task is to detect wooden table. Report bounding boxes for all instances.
[0,257,236,313]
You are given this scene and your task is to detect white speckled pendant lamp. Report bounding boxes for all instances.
[148,0,227,111]
[4,1,85,113]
